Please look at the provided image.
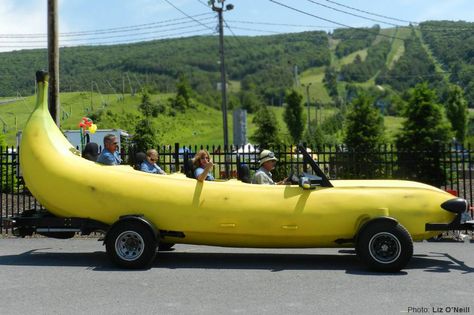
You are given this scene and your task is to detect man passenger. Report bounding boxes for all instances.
[97,134,122,165]
[140,149,166,174]
[253,150,286,185]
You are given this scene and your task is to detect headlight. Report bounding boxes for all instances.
[440,198,468,214]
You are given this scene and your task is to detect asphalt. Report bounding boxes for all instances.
[0,238,473,315]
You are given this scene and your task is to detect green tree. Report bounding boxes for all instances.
[133,91,158,152]
[342,93,384,178]
[133,119,157,153]
[445,84,468,144]
[250,105,280,148]
[303,124,326,148]
[138,90,154,117]
[176,75,191,108]
[396,83,452,186]
[283,90,304,143]
[344,93,384,151]
[239,90,261,113]
[323,66,338,99]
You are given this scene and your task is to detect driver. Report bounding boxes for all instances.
[253,150,287,185]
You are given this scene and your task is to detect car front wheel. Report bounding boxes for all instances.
[105,221,157,269]
[356,221,413,272]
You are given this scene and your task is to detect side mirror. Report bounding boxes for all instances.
[298,173,322,190]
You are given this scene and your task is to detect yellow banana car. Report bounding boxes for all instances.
[8,71,473,272]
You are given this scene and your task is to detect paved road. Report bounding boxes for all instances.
[0,238,473,315]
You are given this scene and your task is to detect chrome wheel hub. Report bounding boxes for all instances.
[115,231,145,261]
[368,232,401,264]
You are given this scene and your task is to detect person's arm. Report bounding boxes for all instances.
[196,161,214,182]
[155,164,167,175]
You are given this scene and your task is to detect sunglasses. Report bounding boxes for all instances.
[260,152,275,159]
[200,157,210,160]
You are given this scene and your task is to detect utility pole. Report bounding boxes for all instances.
[302,83,312,133]
[210,0,233,177]
[48,0,60,126]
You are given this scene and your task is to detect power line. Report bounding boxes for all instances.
[0,13,215,38]
[306,0,402,27]
[0,22,216,44]
[268,0,405,41]
[225,26,282,34]
[196,0,210,8]
[325,0,418,25]
[0,28,217,49]
[163,0,215,32]
[227,19,334,29]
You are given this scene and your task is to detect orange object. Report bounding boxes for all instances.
[446,189,458,196]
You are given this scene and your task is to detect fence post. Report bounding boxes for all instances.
[174,142,179,172]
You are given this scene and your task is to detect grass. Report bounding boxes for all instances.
[384,115,405,142]
[334,48,368,70]
[386,27,411,69]
[298,67,332,104]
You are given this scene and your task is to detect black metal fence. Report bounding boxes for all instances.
[1,143,473,233]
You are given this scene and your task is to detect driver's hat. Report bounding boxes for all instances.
[259,150,277,166]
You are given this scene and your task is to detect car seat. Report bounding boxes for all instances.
[134,152,147,170]
[82,142,99,162]
[237,163,251,183]
[183,152,195,178]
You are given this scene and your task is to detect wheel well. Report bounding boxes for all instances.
[355,217,398,243]
[104,215,159,245]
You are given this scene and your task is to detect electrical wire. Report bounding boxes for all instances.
[227,19,334,29]
[0,13,215,38]
[325,0,418,25]
[306,0,402,27]
[196,0,210,8]
[163,0,215,32]
[0,29,217,49]
[225,26,282,34]
[268,0,405,41]
[0,21,216,44]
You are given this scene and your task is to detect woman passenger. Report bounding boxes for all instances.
[193,150,215,181]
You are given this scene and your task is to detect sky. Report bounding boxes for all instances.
[1,0,474,52]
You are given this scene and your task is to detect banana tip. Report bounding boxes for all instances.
[35,70,49,83]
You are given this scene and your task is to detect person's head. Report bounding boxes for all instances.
[259,149,277,171]
[193,149,211,168]
[103,134,118,152]
[146,149,159,164]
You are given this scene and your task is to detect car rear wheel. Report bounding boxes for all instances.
[105,221,157,269]
[356,221,413,272]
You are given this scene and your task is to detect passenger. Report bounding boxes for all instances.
[193,150,215,181]
[140,149,166,175]
[253,150,286,185]
[97,134,122,165]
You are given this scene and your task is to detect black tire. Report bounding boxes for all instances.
[356,221,413,272]
[158,242,175,251]
[105,221,157,269]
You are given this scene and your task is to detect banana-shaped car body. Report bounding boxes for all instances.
[16,71,471,271]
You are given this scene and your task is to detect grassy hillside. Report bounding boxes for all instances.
[0,90,404,147]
